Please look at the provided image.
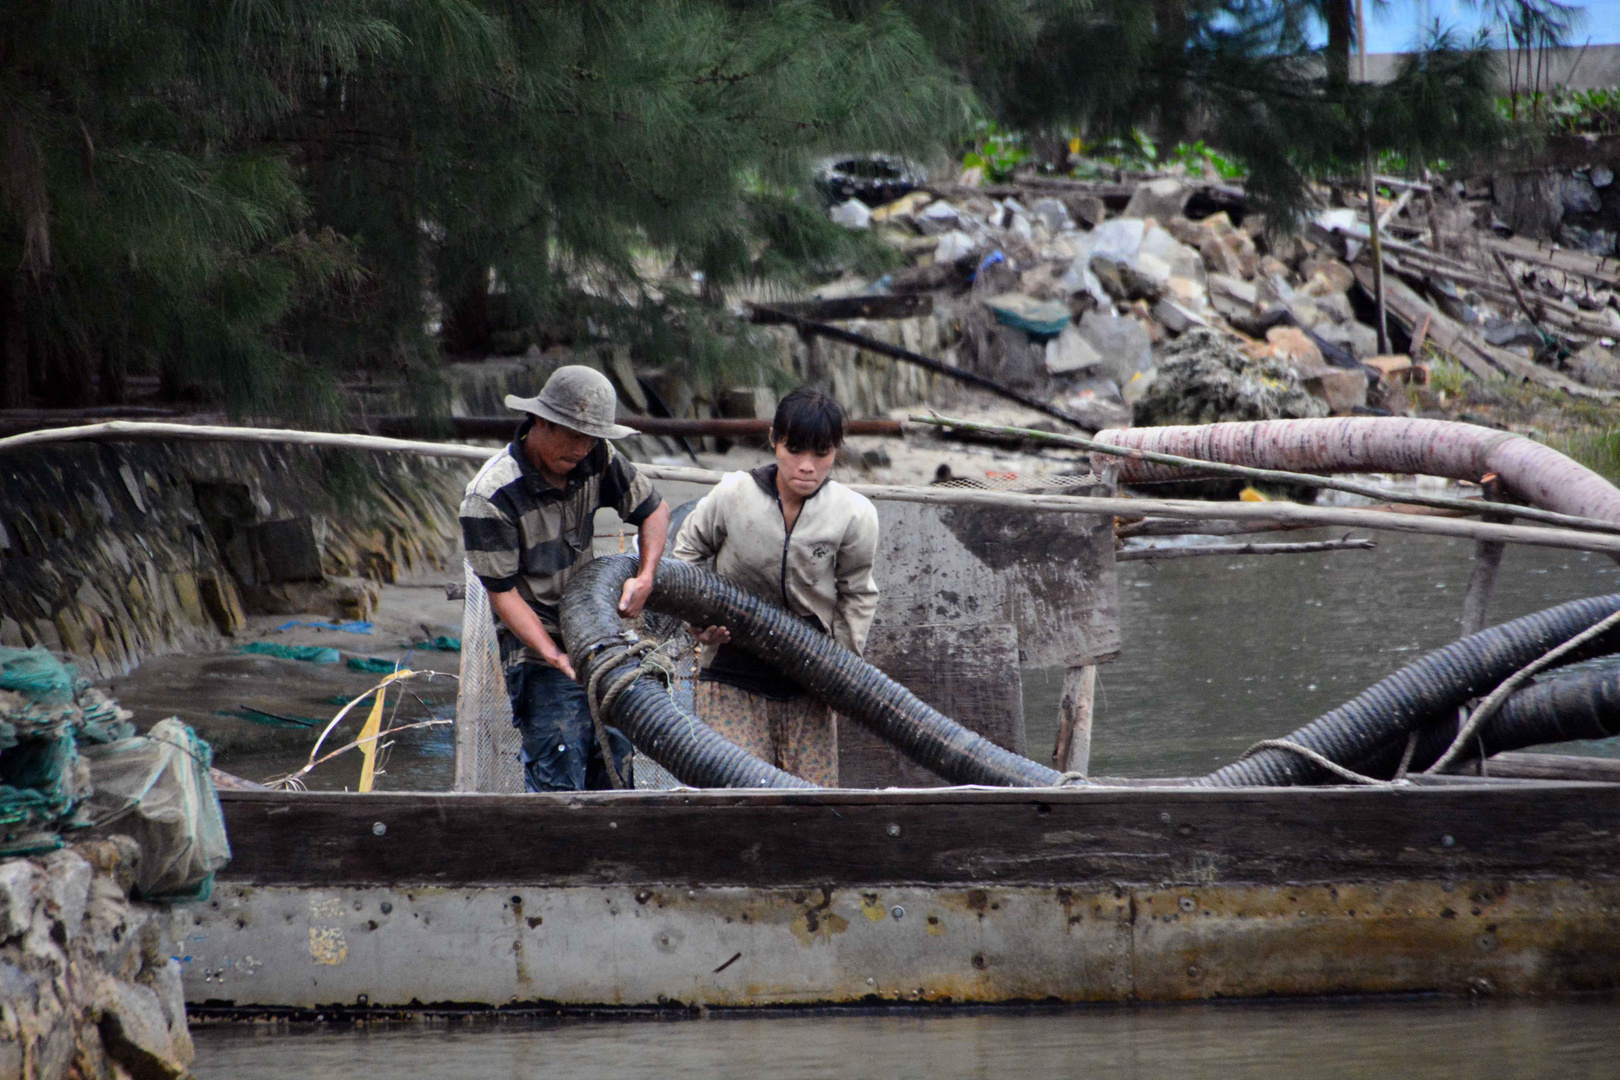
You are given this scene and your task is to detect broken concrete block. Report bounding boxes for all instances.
[1493,172,1563,239]
[100,980,193,1079]
[1303,368,1369,413]
[1077,309,1154,386]
[1562,174,1603,215]
[40,848,93,941]
[1152,298,1210,335]
[1314,320,1380,361]
[934,230,979,263]
[1045,326,1103,374]
[1090,250,1171,302]
[986,293,1071,337]
[1139,223,1206,282]
[1566,342,1620,390]
[869,190,932,223]
[1061,192,1106,228]
[1364,355,1416,381]
[829,199,872,230]
[1314,291,1355,324]
[0,859,42,941]
[1263,325,1329,375]
[1123,178,1189,222]
[915,200,964,235]
[1030,197,1072,232]
[249,517,323,584]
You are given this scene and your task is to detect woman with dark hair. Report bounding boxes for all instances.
[670,387,880,786]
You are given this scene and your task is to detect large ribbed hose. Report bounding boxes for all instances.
[1399,662,1620,770]
[1094,418,1620,523]
[562,555,1063,789]
[1203,594,1620,786]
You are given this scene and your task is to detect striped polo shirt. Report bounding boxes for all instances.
[460,418,661,658]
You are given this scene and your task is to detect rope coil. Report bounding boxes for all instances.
[582,633,684,789]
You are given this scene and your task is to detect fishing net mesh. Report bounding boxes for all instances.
[454,562,687,792]
[454,564,524,793]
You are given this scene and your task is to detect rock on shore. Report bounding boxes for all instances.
[0,838,193,1080]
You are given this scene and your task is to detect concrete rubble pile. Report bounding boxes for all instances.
[824,157,1620,428]
[0,838,194,1080]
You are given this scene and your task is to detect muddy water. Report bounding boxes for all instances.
[1022,528,1620,776]
[129,527,1617,789]
[192,997,1620,1077]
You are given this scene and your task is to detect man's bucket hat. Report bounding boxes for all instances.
[505,365,637,440]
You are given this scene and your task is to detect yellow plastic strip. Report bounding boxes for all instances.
[356,681,393,793]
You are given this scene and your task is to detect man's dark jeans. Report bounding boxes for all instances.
[505,661,634,792]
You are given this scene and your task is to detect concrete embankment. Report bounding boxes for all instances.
[0,440,470,679]
[1,838,192,1080]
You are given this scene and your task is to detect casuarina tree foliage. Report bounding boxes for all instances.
[0,0,1555,413]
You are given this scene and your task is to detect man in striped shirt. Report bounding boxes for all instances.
[459,365,669,791]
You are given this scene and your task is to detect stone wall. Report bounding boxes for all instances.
[0,440,471,679]
[0,838,192,1080]
[449,308,964,426]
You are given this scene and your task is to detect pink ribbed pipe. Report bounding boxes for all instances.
[1093,418,1620,525]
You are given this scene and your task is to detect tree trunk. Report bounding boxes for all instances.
[1325,0,1352,86]
[0,274,29,408]
[1154,0,1189,150]
[98,341,126,405]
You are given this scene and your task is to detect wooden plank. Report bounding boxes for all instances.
[213,782,1620,890]
[1480,752,1620,783]
[871,484,1120,668]
[1356,263,1612,400]
[840,624,1025,788]
[747,294,933,324]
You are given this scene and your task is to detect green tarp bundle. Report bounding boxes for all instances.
[0,647,136,855]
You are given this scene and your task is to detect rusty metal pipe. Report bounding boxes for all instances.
[1094,418,1620,525]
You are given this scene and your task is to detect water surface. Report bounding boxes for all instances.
[192,998,1620,1079]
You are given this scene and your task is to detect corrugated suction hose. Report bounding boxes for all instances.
[1401,662,1620,770]
[1203,593,1620,786]
[561,555,1062,790]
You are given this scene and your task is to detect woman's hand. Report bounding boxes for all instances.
[691,625,731,647]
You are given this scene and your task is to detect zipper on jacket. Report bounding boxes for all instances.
[774,484,795,610]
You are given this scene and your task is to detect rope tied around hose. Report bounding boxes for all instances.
[1238,739,1411,787]
[1425,606,1620,775]
[582,632,684,789]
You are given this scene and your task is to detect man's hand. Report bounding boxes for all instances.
[692,625,730,647]
[540,645,577,681]
[619,573,654,619]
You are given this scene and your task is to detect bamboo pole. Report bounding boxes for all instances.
[8,421,1620,556]
[1116,538,1376,561]
[910,413,1620,537]
[1051,666,1096,776]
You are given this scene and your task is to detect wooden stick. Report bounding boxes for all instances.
[1117,538,1376,561]
[9,421,1620,555]
[1492,249,1546,334]
[1052,666,1096,776]
[1114,517,1311,538]
[910,413,1620,536]
[748,304,1092,429]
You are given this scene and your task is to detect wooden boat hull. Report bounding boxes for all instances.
[184,783,1620,1011]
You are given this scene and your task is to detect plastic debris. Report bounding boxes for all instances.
[273,619,374,634]
[347,656,401,673]
[409,636,461,652]
[238,642,342,664]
